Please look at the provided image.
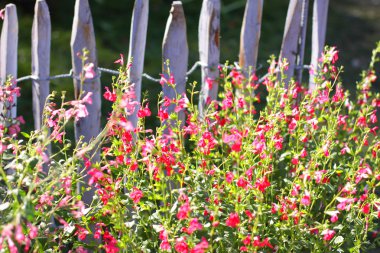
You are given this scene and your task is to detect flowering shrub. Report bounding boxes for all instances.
[0,44,380,252]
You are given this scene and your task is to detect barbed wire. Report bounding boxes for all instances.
[15,61,309,85]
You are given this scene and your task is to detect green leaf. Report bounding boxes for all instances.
[334,236,344,244]
[0,202,10,211]
[20,132,30,138]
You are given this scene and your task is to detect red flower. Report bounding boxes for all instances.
[255,176,271,193]
[226,212,240,228]
[137,103,152,118]
[362,203,371,214]
[104,87,117,102]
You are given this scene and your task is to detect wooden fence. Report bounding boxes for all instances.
[0,0,329,151]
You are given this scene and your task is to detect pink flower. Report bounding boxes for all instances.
[321,229,336,241]
[185,218,203,234]
[114,54,124,65]
[190,237,209,253]
[225,212,240,228]
[206,78,214,90]
[27,223,38,239]
[300,191,311,206]
[225,172,234,183]
[83,63,96,79]
[330,215,338,223]
[177,202,190,220]
[175,237,189,253]
[291,156,299,165]
[75,225,89,241]
[160,240,171,251]
[129,187,143,203]
[14,225,25,244]
[0,9,4,20]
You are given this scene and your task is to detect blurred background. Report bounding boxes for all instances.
[1,0,380,131]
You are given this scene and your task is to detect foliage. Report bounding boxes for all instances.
[0,44,380,252]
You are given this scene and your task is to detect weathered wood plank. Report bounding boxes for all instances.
[70,0,101,205]
[162,1,188,126]
[295,0,309,83]
[198,0,220,117]
[239,0,263,74]
[279,0,308,84]
[309,0,329,90]
[0,4,18,120]
[127,0,149,129]
[32,0,51,131]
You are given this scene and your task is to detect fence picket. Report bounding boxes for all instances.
[295,0,309,83]
[309,0,329,90]
[162,1,188,126]
[279,0,308,84]
[0,4,18,120]
[127,0,149,129]
[198,0,220,117]
[239,0,263,75]
[70,0,101,205]
[32,0,51,131]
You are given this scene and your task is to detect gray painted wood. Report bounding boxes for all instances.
[70,0,101,205]
[309,0,329,90]
[239,0,263,75]
[198,0,220,118]
[0,4,18,120]
[279,0,304,85]
[127,0,149,129]
[32,0,51,131]
[295,0,309,84]
[162,1,188,127]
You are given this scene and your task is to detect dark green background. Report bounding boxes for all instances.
[1,0,380,131]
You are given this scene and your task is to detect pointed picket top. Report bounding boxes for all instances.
[70,0,101,143]
[0,4,18,119]
[309,0,329,90]
[162,1,188,126]
[70,0,101,205]
[198,0,220,117]
[127,0,149,129]
[279,0,308,85]
[239,0,263,74]
[32,0,51,131]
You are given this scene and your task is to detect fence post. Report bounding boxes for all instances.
[279,0,309,85]
[0,4,18,120]
[70,0,101,205]
[198,0,220,118]
[127,0,149,129]
[309,0,329,90]
[239,0,263,76]
[162,1,188,128]
[32,0,51,131]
